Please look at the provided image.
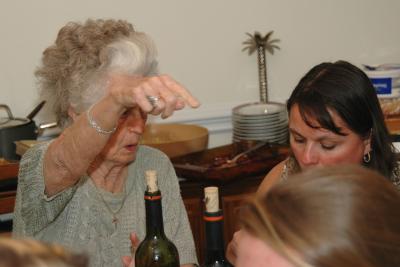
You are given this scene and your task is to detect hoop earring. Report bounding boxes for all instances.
[363,151,371,163]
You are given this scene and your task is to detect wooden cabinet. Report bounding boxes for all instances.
[0,162,18,215]
[182,196,205,263]
[0,191,16,215]
[0,161,18,235]
[221,192,253,244]
[180,175,263,265]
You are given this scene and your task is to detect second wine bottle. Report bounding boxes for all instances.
[203,186,233,267]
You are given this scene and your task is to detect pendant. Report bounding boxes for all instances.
[112,216,119,225]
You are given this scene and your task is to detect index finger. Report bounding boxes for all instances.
[159,75,200,108]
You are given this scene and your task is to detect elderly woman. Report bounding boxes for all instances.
[236,165,400,267]
[12,19,199,267]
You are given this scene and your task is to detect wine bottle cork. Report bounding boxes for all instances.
[204,186,219,213]
[145,170,158,193]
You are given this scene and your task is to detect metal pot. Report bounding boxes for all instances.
[0,104,42,160]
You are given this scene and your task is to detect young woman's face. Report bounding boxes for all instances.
[236,230,295,267]
[289,104,371,170]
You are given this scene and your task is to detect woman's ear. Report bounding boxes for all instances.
[68,106,79,122]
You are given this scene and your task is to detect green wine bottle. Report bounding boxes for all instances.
[203,187,232,267]
[135,170,180,267]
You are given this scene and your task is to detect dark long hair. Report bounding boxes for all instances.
[287,60,397,180]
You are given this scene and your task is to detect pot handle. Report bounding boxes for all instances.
[27,101,46,120]
[0,104,15,120]
[36,121,58,136]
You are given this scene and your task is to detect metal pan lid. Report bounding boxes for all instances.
[0,104,31,129]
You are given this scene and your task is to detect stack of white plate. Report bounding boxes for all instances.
[232,102,288,144]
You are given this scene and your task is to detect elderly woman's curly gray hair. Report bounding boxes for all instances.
[35,19,158,128]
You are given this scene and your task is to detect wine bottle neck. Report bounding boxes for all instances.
[204,211,226,258]
[144,191,165,237]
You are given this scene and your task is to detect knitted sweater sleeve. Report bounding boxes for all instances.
[157,153,198,266]
[12,141,77,237]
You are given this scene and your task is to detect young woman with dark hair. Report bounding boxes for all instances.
[227,60,400,265]
[258,60,399,195]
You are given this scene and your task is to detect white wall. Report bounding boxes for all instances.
[1,0,400,147]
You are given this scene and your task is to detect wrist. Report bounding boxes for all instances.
[86,104,117,135]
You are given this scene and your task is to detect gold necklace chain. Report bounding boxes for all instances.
[94,184,128,229]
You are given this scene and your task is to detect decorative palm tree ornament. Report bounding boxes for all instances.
[242,31,280,103]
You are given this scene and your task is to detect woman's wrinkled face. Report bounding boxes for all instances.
[236,230,295,267]
[99,107,147,165]
[289,104,371,170]
[68,104,147,167]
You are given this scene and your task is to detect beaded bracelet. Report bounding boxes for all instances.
[86,104,117,135]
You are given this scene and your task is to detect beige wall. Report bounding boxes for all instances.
[1,0,400,128]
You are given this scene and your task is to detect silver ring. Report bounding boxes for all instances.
[146,95,160,108]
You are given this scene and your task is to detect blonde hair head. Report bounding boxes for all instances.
[0,237,88,267]
[241,165,400,267]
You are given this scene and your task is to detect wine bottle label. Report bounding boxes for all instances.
[204,186,219,212]
[145,170,158,193]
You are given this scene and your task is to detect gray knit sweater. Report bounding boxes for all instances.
[13,142,198,267]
